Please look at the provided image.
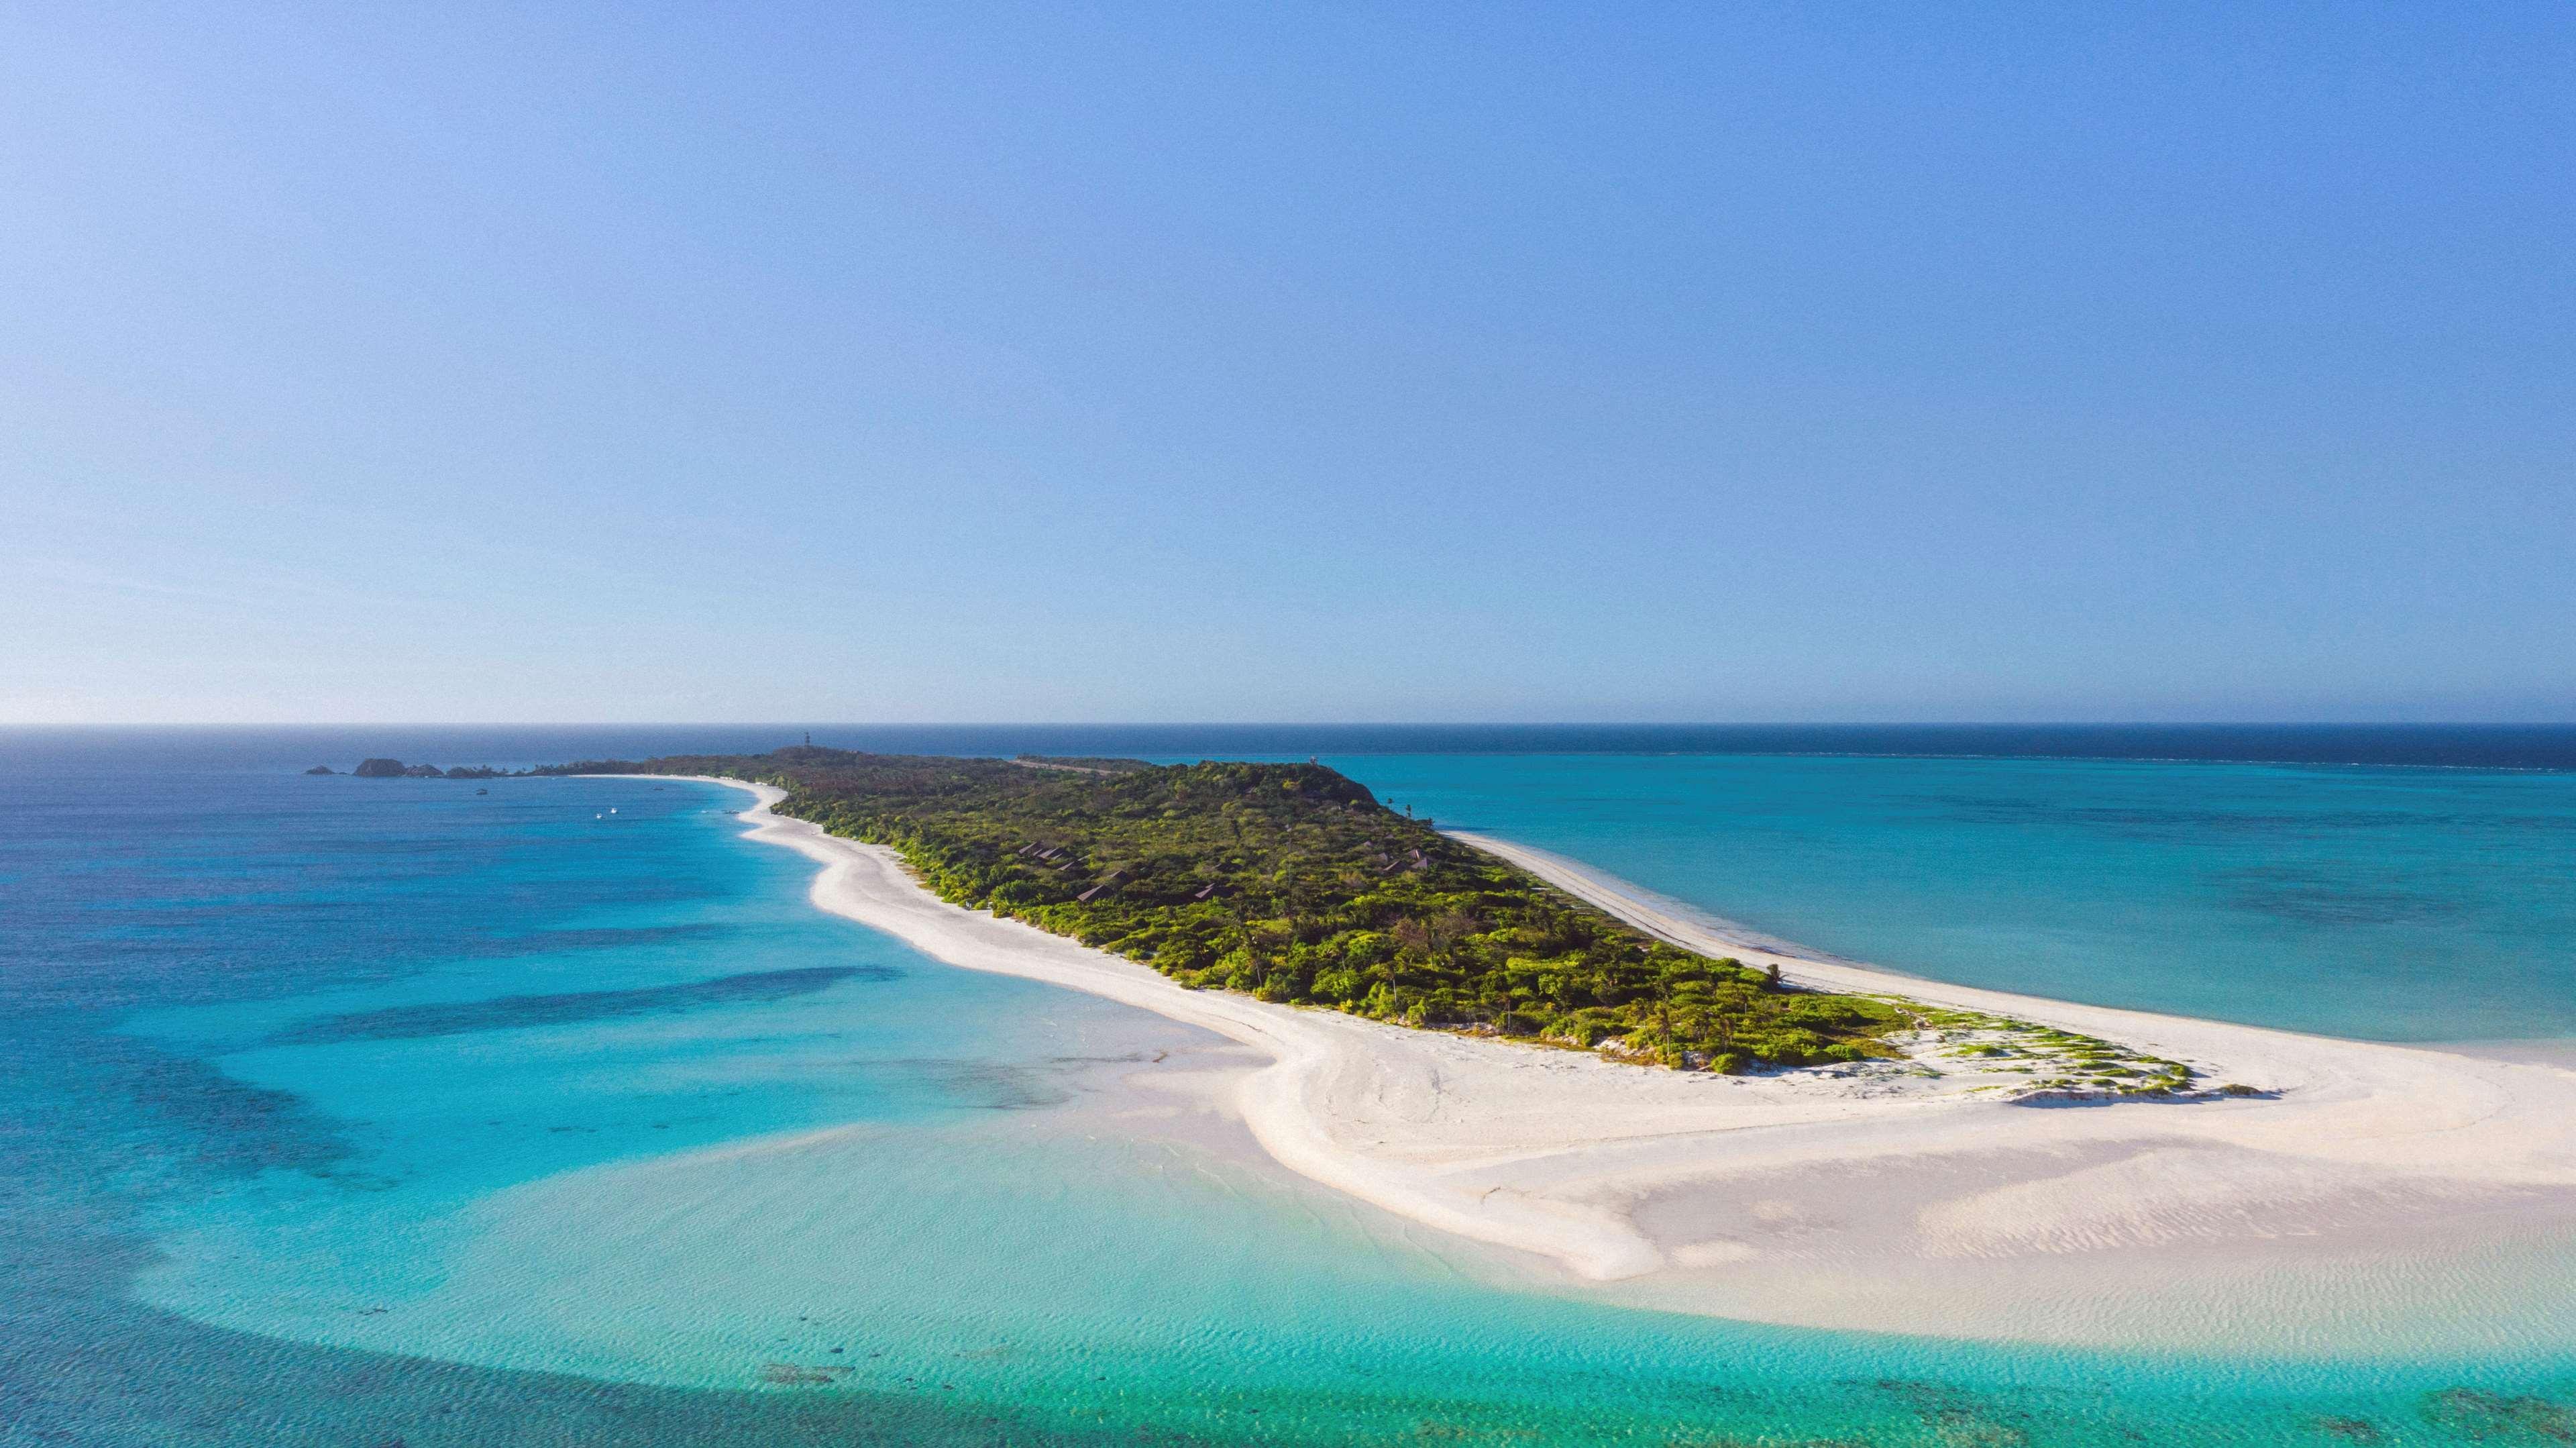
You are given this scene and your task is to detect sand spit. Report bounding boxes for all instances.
[676,778,2576,1351]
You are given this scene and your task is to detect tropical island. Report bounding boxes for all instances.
[333,758,510,778]
[539,745,2196,1093]
[480,745,2576,1332]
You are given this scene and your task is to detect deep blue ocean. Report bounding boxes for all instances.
[5,725,2573,1445]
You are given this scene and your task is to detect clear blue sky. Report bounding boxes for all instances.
[4,3,2569,723]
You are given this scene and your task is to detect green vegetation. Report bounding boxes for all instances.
[1010,755,1153,774]
[1894,1004,2205,1096]
[564,746,1908,1072]
[342,758,506,779]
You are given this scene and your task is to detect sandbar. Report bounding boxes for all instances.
[675,777,2576,1354]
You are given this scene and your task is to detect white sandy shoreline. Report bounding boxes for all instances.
[658,776,2576,1353]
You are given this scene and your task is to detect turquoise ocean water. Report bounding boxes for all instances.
[1317,750,2576,1043]
[5,726,2574,1445]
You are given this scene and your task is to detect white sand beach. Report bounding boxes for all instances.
[690,778,2576,1353]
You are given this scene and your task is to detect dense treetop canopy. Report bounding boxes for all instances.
[558,747,1902,1071]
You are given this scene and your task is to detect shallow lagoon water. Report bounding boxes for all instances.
[5,729,2576,1445]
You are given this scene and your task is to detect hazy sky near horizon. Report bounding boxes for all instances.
[4,4,2570,724]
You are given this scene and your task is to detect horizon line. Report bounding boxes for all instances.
[9,721,2576,731]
